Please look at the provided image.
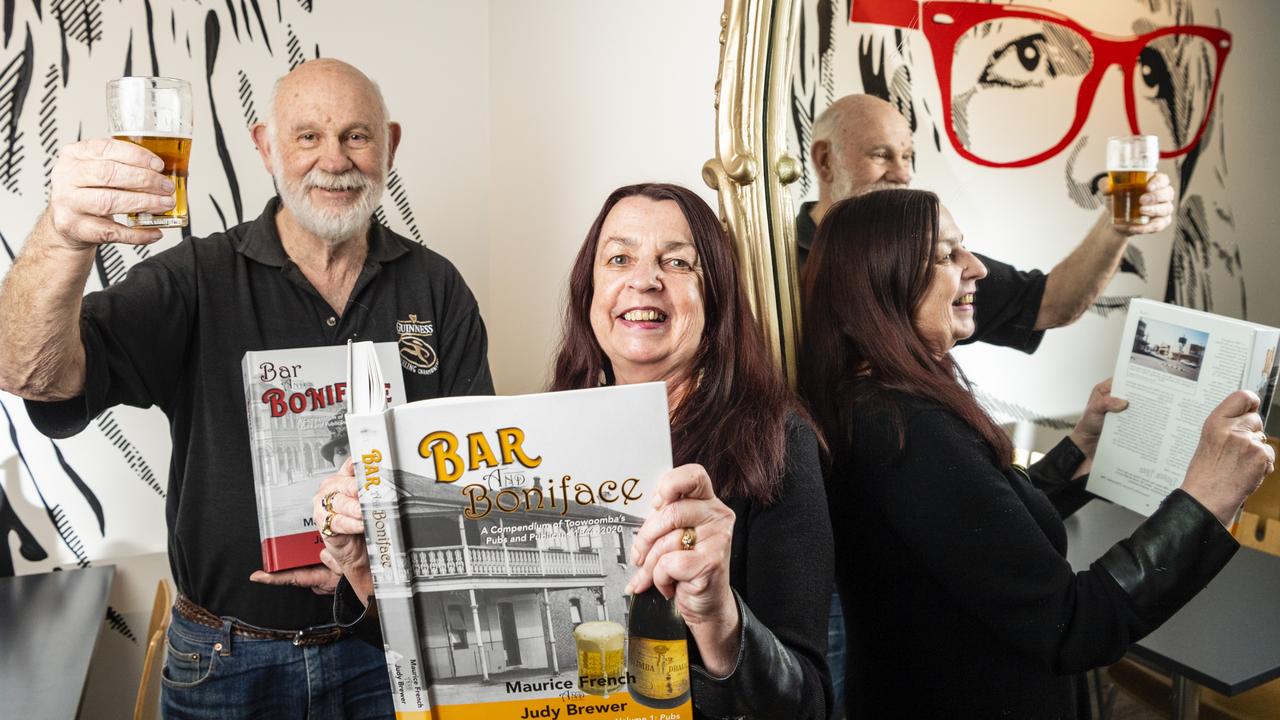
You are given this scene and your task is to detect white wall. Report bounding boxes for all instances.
[1224,0,1280,330]
[486,0,723,394]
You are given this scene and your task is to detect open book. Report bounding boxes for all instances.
[1088,299,1280,516]
[344,341,693,720]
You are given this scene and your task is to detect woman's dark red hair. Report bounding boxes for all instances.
[798,188,1011,468]
[551,183,801,503]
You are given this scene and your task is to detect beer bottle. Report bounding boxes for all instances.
[626,588,690,708]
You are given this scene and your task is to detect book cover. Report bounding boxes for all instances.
[346,341,694,720]
[1089,299,1280,516]
[242,342,405,572]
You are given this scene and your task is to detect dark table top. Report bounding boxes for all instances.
[0,565,115,720]
[1065,500,1280,695]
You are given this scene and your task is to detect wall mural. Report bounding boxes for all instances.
[788,0,1253,424]
[0,0,427,653]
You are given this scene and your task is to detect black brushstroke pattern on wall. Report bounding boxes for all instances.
[239,0,252,42]
[225,0,239,41]
[30,0,39,21]
[3,0,14,49]
[236,68,258,127]
[54,2,66,84]
[285,23,301,68]
[247,0,269,54]
[38,62,55,190]
[49,505,88,566]
[142,0,157,75]
[93,244,127,287]
[0,228,15,259]
[209,192,227,232]
[1089,296,1133,318]
[1,402,87,568]
[385,169,421,243]
[96,411,164,498]
[105,605,137,643]
[49,439,104,535]
[790,27,814,191]
[857,36,889,104]
[204,10,242,224]
[974,388,1074,431]
[0,26,33,194]
[0,478,48,577]
[51,0,102,52]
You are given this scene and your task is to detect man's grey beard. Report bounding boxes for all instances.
[273,152,385,246]
[831,164,908,201]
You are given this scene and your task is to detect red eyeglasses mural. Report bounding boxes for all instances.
[851,0,1232,168]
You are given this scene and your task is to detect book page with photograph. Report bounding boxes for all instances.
[1088,299,1280,516]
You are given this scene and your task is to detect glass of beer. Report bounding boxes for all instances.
[1106,135,1158,226]
[107,77,193,228]
[573,620,625,697]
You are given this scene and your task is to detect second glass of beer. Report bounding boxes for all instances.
[573,620,625,697]
[1106,135,1158,226]
[107,77,193,228]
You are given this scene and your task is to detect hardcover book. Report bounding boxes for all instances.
[1089,299,1280,516]
[345,340,694,720]
[242,342,405,572]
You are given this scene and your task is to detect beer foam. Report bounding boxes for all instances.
[573,621,624,644]
[111,130,193,139]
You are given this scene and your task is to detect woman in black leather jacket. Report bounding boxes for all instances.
[799,189,1273,719]
[550,183,833,720]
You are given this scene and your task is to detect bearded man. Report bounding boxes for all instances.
[0,59,492,717]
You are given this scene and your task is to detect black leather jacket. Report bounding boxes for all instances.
[690,590,813,720]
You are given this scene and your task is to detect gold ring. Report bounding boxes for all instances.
[322,490,341,513]
[680,527,697,551]
[321,511,336,537]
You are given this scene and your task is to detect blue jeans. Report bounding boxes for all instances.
[161,609,394,719]
[827,591,846,718]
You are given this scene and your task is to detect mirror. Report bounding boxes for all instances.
[717,0,1267,427]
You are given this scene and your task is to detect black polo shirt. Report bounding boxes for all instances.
[796,201,1047,354]
[26,197,494,630]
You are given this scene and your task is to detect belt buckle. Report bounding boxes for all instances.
[293,629,306,646]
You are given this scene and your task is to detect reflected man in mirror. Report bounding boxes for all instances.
[798,93,1175,354]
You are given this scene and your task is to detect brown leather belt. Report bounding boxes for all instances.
[174,594,345,647]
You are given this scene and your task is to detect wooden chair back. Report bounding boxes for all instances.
[132,579,173,720]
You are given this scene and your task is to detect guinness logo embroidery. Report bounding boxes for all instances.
[396,314,439,376]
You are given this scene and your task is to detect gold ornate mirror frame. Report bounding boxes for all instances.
[704,0,803,380]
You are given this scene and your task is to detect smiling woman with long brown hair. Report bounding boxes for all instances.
[799,188,1273,718]
[552,182,833,720]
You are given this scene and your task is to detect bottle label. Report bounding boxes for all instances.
[627,636,689,699]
